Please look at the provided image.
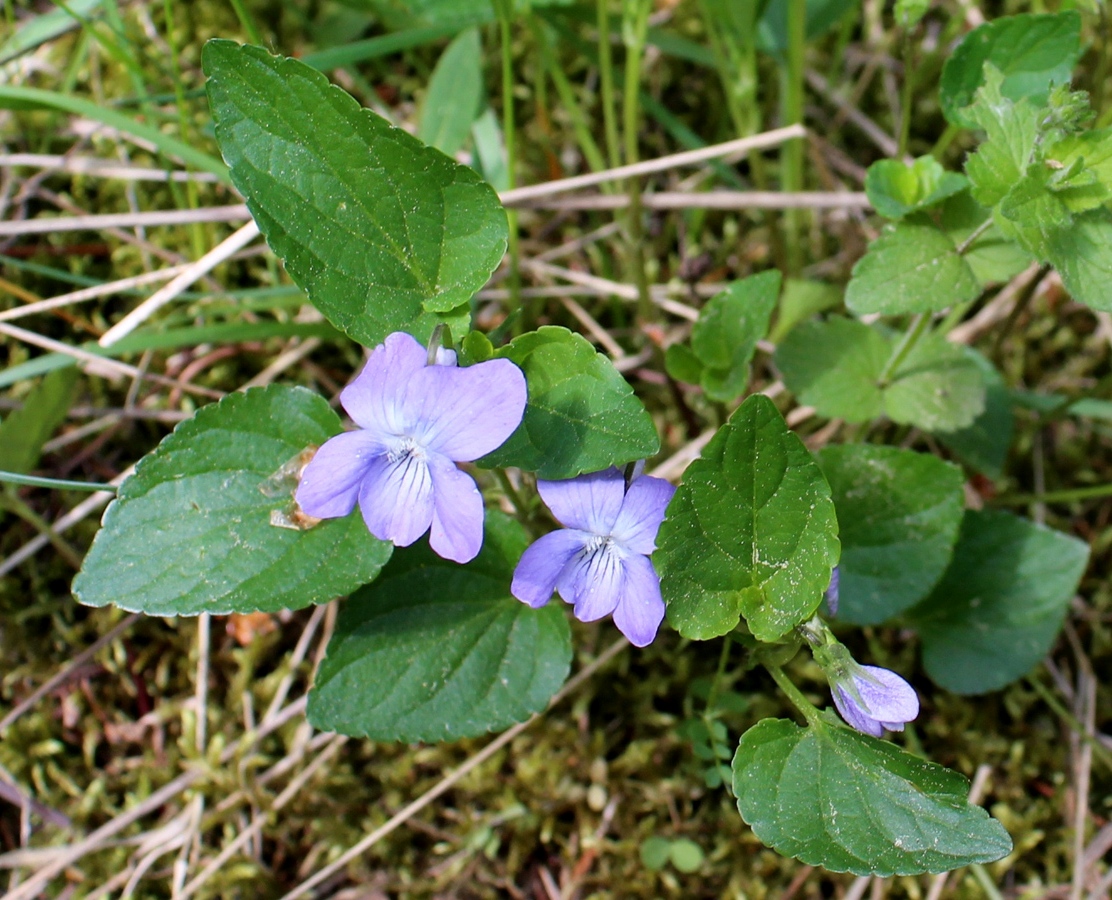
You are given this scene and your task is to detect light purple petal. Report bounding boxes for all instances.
[824,567,840,617]
[433,347,457,367]
[538,468,626,534]
[426,455,485,563]
[409,358,527,461]
[853,665,919,726]
[610,474,676,554]
[832,685,884,737]
[339,332,428,434]
[558,542,625,622]
[356,449,434,547]
[832,665,919,736]
[611,553,665,647]
[511,529,590,608]
[295,430,383,519]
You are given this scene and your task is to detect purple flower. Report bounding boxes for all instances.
[295,332,527,564]
[831,664,920,738]
[824,567,840,617]
[511,467,675,647]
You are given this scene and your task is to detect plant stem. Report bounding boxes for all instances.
[0,490,84,569]
[877,313,930,387]
[0,470,117,493]
[993,482,1112,506]
[597,0,621,171]
[620,0,654,324]
[228,0,265,45]
[780,0,807,276]
[498,12,523,327]
[897,29,914,158]
[955,216,994,256]
[702,637,734,791]
[764,662,823,728]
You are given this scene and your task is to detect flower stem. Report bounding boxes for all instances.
[876,313,930,389]
[597,0,621,171]
[780,0,807,276]
[763,661,823,728]
[0,470,117,493]
[993,482,1112,506]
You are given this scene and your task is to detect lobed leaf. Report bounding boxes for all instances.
[73,386,393,616]
[203,40,507,347]
[818,445,964,625]
[656,395,839,642]
[307,513,572,742]
[909,509,1089,695]
[733,718,1013,875]
[478,326,659,479]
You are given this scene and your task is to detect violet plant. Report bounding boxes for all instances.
[70,8,1111,880]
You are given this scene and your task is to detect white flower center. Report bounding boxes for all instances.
[386,435,427,465]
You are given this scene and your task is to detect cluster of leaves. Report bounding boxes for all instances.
[67,6,1105,882]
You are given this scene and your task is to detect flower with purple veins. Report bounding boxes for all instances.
[830,663,920,738]
[295,331,527,564]
[511,466,675,647]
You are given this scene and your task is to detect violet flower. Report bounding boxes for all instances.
[830,663,920,738]
[295,332,526,564]
[511,466,675,647]
[824,567,840,617]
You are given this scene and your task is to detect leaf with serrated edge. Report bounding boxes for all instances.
[73,385,392,616]
[203,40,506,346]
[884,333,985,433]
[478,326,659,479]
[845,221,980,316]
[1048,207,1112,312]
[908,509,1089,695]
[656,394,839,641]
[733,718,1013,875]
[307,513,572,742]
[818,445,964,625]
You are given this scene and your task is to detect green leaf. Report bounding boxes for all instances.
[939,191,1032,287]
[776,319,985,432]
[692,272,780,402]
[0,368,77,475]
[775,318,888,422]
[478,327,659,479]
[1047,128,1112,213]
[844,221,980,316]
[664,342,704,385]
[937,348,1015,479]
[940,11,1082,128]
[1047,207,1112,312]
[73,386,393,616]
[732,718,1013,875]
[818,445,964,625]
[882,333,985,433]
[864,157,968,220]
[668,839,705,873]
[908,509,1089,695]
[307,512,572,742]
[963,69,1042,209]
[756,0,857,56]
[639,836,672,870]
[203,40,507,346]
[768,278,842,344]
[656,395,839,642]
[417,28,483,156]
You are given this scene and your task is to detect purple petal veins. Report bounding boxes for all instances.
[294,331,527,563]
[512,466,675,647]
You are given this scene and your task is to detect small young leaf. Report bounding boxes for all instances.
[818,445,964,625]
[732,718,1013,875]
[203,40,507,347]
[669,838,705,873]
[1047,208,1112,312]
[0,367,77,475]
[844,221,980,316]
[656,394,839,642]
[908,509,1089,695]
[73,386,393,616]
[963,69,1042,209]
[691,271,780,402]
[478,327,659,478]
[307,513,572,741]
[864,157,968,220]
[936,349,1015,479]
[664,343,704,385]
[940,11,1082,128]
[639,836,672,870]
[417,28,483,156]
[1047,128,1112,213]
